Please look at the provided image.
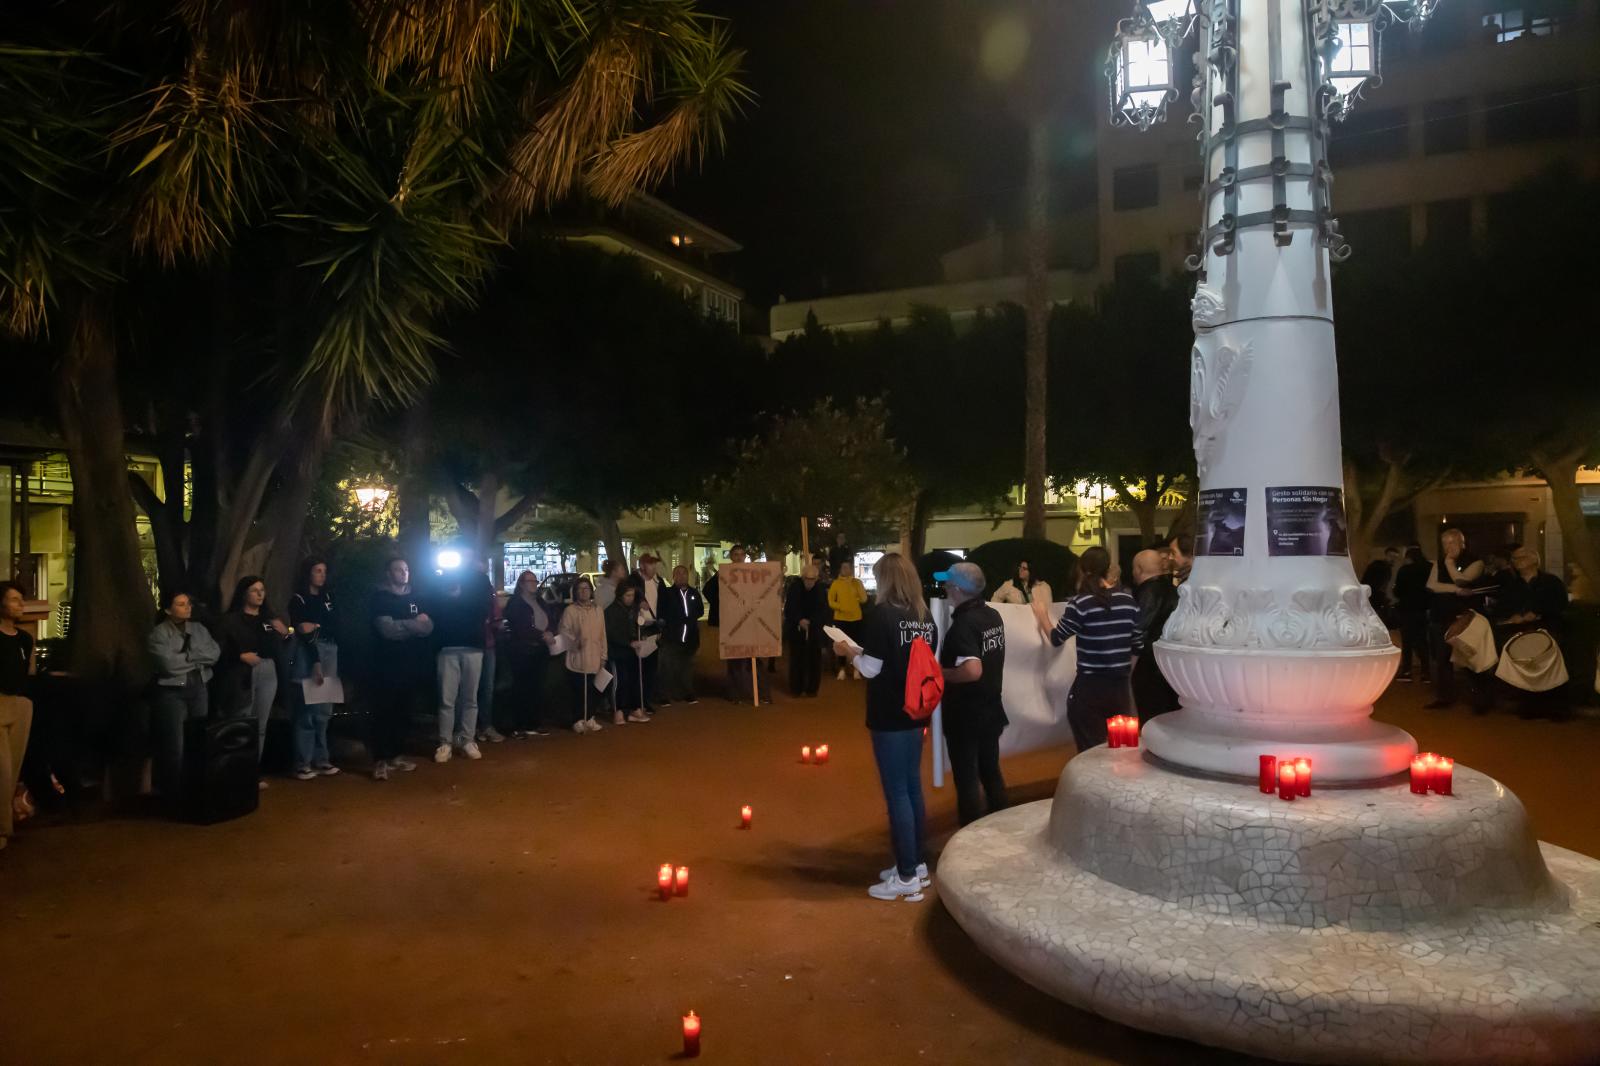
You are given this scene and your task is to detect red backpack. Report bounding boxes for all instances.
[903,635,944,720]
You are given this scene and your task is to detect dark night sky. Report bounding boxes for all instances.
[670,1,1110,307]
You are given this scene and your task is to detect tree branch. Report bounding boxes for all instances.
[493,494,538,536]
[445,481,480,533]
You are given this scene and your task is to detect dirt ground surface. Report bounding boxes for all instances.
[4,645,1598,1066]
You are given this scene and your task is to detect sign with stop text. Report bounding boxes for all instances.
[717,562,784,660]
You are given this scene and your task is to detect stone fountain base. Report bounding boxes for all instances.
[937,748,1600,1064]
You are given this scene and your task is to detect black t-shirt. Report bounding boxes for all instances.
[938,599,1008,736]
[219,611,283,661]
[0,627,33,696]
[861,603,938,733]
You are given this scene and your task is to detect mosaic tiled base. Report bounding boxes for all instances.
[938,749,1600,1064]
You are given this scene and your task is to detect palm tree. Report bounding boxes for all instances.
[0,1,750,688]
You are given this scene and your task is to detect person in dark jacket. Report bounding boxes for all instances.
[1392,545,1432,682]
[288,558,340,780]
[938,563,1008,826]
[217,575,289,786]
[368,558,432,781]
[657,565,704,705]
[1360,546,1401,622]
[504,569,558,736]
[833,553,939,903]
[621,554,668,711]
[1128,549,1180,721]
[606,585,653,725]
[784,564,829,697]
[429,553,494,763]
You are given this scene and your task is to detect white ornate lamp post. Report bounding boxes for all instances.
[1107,0,1438,781]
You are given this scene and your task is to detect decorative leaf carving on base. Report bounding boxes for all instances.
[1164,582,1393,651]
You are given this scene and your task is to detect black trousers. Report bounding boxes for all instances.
[946,727,1007,826]
[510,650,556,730]
[1066,673,1133,752]
[369,673,421,761]
[1130,656,1179,722]
[1397,608,1430,677]
[640,651,660,709]
[614,654,641,711]
[726,657,768,703]
[788,632,822,695]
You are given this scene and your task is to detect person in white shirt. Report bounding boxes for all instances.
[1425,527,1486,710]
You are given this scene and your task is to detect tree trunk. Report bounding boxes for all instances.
[259,424,332,608]
[908,489,934,560]
[397,400,433,567]
[598,513,625,568]
[1538,451,1600,593]
[127,470,185,604]
[55,294,154,688]
[1021,115,1050,541]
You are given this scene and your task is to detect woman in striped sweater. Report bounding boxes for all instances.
[1049,547,1138,751]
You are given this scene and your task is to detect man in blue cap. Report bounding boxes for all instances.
[939,561,1010,826]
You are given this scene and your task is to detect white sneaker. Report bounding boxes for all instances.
[584,719,603,732]
[372,761,391,781]
[879,863,932,888]
[294,767,318,781]
[391,757,417,773]
[459,741,483,760]
[434,744,452,764]
[613,711,627,726]
[572,721,587,735]
[626,710,650,723]
[868,874,925,902]
[482,727,506,743]
[837,668,846,681]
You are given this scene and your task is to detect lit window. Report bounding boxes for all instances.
[703,289,739,324]
[670,504,681,524]
[695,504,710,524]
[1483,9,1558,42]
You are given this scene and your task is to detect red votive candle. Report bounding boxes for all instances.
[1294,757,1311,797]
[816,744,829,764]
[1278,763,1297,801]
[740,804,753,829]
[1433,756,1454,796]
[658,863,674,900]
[1410,755,1431,794]
[1259,755,1277,794]
[1106,717,1123,749]
[800,745,811,764]
[1123,716,1140,748]
[682,1010,701,1057]
[674,865,689,897]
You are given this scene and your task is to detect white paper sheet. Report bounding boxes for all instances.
[300,676,346,704]
[547,634,569,655]
[594,666,613,691]
[822,624,862,652]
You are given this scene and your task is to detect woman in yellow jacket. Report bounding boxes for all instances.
[827,561,869,680]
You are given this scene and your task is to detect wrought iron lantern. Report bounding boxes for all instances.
[1107,4,1180,131]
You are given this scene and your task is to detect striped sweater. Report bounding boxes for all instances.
[1049,590,1139,674]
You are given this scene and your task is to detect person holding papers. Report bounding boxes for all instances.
[506,570,559,737]
[558,577,607,734]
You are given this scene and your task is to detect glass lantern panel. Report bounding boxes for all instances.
[1122,36,1171,93]
[1330,21,1375,77]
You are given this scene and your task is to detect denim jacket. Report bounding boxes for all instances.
[148,619,221,687]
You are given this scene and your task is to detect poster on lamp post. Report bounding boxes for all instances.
[1195,487,1248,557]
[717,562,784,659]
[1265,486,1350,557]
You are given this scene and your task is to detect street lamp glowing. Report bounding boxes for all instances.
[1143,0,1193,28]
[353,484,391,510]
[1109,26,1175,131]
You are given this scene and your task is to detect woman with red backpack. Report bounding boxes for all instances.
[834,552,940,902]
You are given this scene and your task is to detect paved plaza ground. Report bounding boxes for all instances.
[4,645,1597,1065]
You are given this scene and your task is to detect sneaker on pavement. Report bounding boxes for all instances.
[530,726,551,736]
[627,710,651,723]
[584,719,603,732]
[613,711,627,726]
[572,721,587,734]
[868,874,925,902]
[837,668,847,681]
[657,700,673,708]
[391,757,417,772]
[258,779,270,791]
[483,727,507,743]
[294,767,318,781]
[459,741,483,760]
[434,744,452,764]
[685,696,700,705]
[878,863,932,887]
[372,761,391,781]
[316,764,340,776]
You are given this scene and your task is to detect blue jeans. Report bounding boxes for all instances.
[292,641,337,770]
[437,648,484,746]
[870,728,926,880]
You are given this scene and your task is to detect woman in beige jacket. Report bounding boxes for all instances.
[559,577,608,733]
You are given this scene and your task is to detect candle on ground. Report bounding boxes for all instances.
[1259,755,1277,794]
[816,744,830,764]
[1433,756,1454,796]
[1294,757,1312,797]
[801,745,811,764]
[1414,752,1440,793]
[674,865,690,897]
[1278,763,1298,801]
[657,863,674,900]
[740,804,753,829]
[1106,717,1123,749]
[682,1011,701,1057]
